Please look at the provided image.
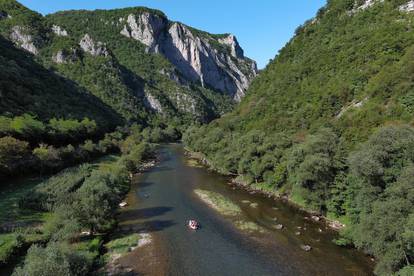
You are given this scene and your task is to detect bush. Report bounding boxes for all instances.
[0,233,24,266]
[33,144,61,171]
[13,243,91,276]
[0,136,30,175]
[10,114,45,139]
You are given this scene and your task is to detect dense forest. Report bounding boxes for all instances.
[184,0,414,274]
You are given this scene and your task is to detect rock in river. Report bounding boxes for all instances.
[300,245,312,252]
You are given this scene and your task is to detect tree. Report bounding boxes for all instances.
[73,173,117,233]
[349,125,414,190]
[0,136,30,175]
[13,243,90,276]
[349,166,414,275]
[10,114,45,139]
[287,128,340,212]
[33,144,60,173]
[0,116,12,135]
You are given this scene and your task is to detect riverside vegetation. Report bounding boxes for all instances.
[184,0,414,275]
[0,125,160,275]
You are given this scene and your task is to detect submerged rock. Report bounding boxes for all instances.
[300,245,312,252]
[274,224,284,230]
[311,215,320,222]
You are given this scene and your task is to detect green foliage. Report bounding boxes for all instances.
[12,132,155,273]
[104,233,140,255]
[12,243,91,276]
[184,1,414,274]
[0,1,237,127]
[0,233,24,266]
[10,114,45,138]
[286,128,341,212]
[346,126,414,275]
[19,164,93,211]
[398,265,414,276]
[0,136,29,174]
[33,144,61,170]
[0,35,120,129]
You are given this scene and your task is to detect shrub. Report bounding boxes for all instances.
[0,136,30,175]
[13,243,91,276]
[10,114,45,139]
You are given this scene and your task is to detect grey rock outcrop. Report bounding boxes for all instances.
[79,34,109,57]
[52,48,79,64]
[163,22,257,101]
[400,0,414,12]
[10,26,38,55]
[119,12,257,101]
[144,93,163,113]
[52,25,68,37]
[173,93,197,115]
[218,34,244,58]
[120,12,166,52]
[349,0,384,14]
[357,0,380,10]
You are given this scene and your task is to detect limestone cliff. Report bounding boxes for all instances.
[119,12,257,101]
[0,2,254,123]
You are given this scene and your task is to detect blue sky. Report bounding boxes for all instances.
[19,0,326,68]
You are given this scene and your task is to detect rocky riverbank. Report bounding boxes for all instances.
[184,148,345,231]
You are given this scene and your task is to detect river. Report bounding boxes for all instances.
[116,144,373,275]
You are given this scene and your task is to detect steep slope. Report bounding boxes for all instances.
[0,33,121,129]
[0,1,257,125]
[184,1,414,274]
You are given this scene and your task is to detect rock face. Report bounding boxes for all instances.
[10,26,38,55]
[400,0,414,12]
[350,0,384,13]
[173,93,197,115]
[218,34,244,58]
[120,12,166,53]
[52,49,79,64]
[52,25,68,36]
[79,34,109,57]
[358,0,380,10]
[119,12,257,101]
[144,93,163,113]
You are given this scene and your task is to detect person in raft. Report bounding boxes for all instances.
[188,219,199,230]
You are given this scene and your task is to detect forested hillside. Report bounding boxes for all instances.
[0,0,257,127]
[0,0,257,178]
[184,0,414,274]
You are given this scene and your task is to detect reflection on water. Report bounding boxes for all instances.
[117,144,374,276]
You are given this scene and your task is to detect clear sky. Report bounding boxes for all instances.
[19,0,327,69]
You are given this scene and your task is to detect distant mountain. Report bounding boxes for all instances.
[184,1,414,274]
[0,0,257,125]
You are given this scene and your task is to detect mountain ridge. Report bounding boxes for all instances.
[0,0,257,126]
